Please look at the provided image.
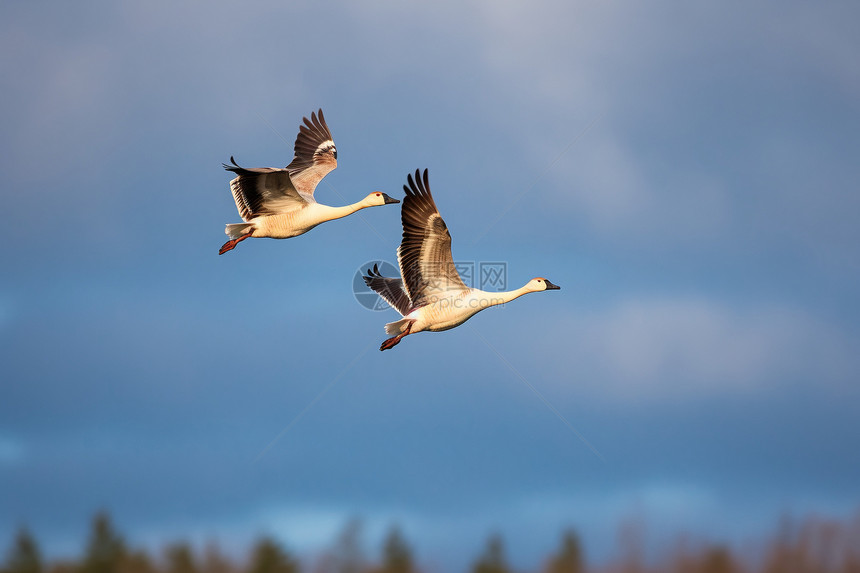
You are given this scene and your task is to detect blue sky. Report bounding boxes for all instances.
[2,0,859,570]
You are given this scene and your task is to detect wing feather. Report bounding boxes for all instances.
[286,109,337,197]
[223,157,307,221]
[363,263,412,316]
[397,169,467,307]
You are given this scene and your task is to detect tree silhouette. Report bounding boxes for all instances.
[321,519,365,573]
[248,538,298,573]
[5,527,42,573]
[6,509,860,573]
[700,546,736,573]
[471,534,510,573]
[545,530,583,573]
[376,526,414,573]
[201,544,234,573]
[163,543,196,573]
[117,551,155,573]
[81,513,125,573]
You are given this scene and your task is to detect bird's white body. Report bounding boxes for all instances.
[389,287,533,335]
[249,200,375,239]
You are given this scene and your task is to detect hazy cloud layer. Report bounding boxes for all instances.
[530,297,859,401]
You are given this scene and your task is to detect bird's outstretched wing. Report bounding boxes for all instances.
[286,109,337,197]
[397,169,467,308]
[363,263,412,316]
[223,157,308,221]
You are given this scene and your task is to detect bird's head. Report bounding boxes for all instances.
[526,277,561,292]
[364,191,401,206]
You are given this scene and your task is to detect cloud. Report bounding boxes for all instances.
[3,0,858,264]
[534,298,858,402]
[0,436,24,466]
[551,131,732,243]
[442,0,860,263]
[765,3,860,98]
[0,292,14,331]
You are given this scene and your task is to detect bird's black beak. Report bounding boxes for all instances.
[382,193,400,205]
[544,280,561,290]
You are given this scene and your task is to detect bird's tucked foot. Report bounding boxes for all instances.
[219,232,252,255]
[380,322,412,351]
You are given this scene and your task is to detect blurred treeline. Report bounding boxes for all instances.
[3,511,860,573]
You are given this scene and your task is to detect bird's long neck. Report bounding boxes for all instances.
[475,285,531,308]
[319,201,367,222]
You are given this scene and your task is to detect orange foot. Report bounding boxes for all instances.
[219,232,252,255]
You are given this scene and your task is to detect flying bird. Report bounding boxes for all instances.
[219,109,399,254]
[364,169,560,351]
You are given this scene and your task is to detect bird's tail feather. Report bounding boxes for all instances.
[385,318,413,335]
[225,223,253,240]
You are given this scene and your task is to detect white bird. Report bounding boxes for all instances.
[219,109,399,254]
[364,169,560,351]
